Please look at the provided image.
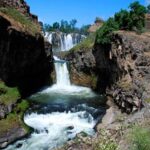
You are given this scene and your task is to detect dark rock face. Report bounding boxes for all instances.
[0,16,53,97]
[64,31,150,113]
[64,49,97,89]
[94,31,150,113]
[0,125,28,149]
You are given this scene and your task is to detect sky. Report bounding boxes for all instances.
[26,0,146,27]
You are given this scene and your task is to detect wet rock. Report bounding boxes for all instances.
[16,143,23,148]
[66,126,74,130]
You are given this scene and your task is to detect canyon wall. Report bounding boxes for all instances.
[0,15,53,97]
[65,31,150,113]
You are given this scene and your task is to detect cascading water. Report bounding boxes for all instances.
[54,56,71,87]
[45,32,85,51]
[5,32,105,150]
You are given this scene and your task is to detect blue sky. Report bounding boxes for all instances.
[26,0,146,27]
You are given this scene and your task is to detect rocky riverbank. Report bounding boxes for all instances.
[57,99,150,150]
[56,30,150,150]
[63,31,150,113]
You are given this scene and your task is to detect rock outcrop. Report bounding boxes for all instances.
[65,49,97,89]
[0,0,39,24]
[64,31,150,113]
[0,15,53,97]
[94,31,150,113]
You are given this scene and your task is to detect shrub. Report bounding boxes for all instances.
[96,18,119,44]
[128,126,150,150]
[96,1,147,45]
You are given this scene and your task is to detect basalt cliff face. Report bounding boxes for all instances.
[0,15,53,97]
[65,31,150,113]
[0,2,53,147]
[65,49,97,89]
[94,31,150,113]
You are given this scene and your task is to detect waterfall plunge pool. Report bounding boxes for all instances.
[5,35,106,150]
[5,85,106,150]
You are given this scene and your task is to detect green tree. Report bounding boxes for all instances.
[43,24,53,32]
[96,18,119,44]
[129,1,147,31]
[95,17,104,23]
[52,22,60,30]
[114,9,131,30]
[70,19,77,29]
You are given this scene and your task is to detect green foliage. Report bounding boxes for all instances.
[96,18,119,44]
[0,81,20,105]
[15,100,29,113]
[129,1,147,31]
[95,17,104,23]
[94,130,118,150]
[43,19,90,35]
[128,126,150,150]
[96,1,147,45]
[0,7,40,35]
[52,22,60,30]
[145,98,150,103]
[114,9,131,30]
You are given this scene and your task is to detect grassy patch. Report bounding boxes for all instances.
[0,81,20,105]
[94,138,117,150]
[0,7,41,35]
[117,81,132,91]
[128,126,150,150]
[0,100,31,136]
[145,98,150,103]
[70,33,96,52]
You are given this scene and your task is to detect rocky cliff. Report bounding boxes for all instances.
[0,15,53,97]
[64,31,150,113]
[0,2,53,148]
[94,31,150,113]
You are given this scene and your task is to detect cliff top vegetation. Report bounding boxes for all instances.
[96,1,149,45]
[0,7,41,36]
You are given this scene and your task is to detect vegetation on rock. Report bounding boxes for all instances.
[96,1,147,44]
[128,126,150,150]
[0,7,41,35]
[70,33,96,52]
[0,81,20,105]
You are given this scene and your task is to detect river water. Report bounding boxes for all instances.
[5,33,106,150]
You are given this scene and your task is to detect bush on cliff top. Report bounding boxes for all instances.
[96,1,147,44]
[0,7,40,35]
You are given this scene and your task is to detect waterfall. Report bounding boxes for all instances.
[54,56,71,87]
[63,34,74,51]
[45,32,85,51]
[4,31,104,150]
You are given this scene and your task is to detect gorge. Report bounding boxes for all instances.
[0,0,150,150]
[5,31,106,150]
